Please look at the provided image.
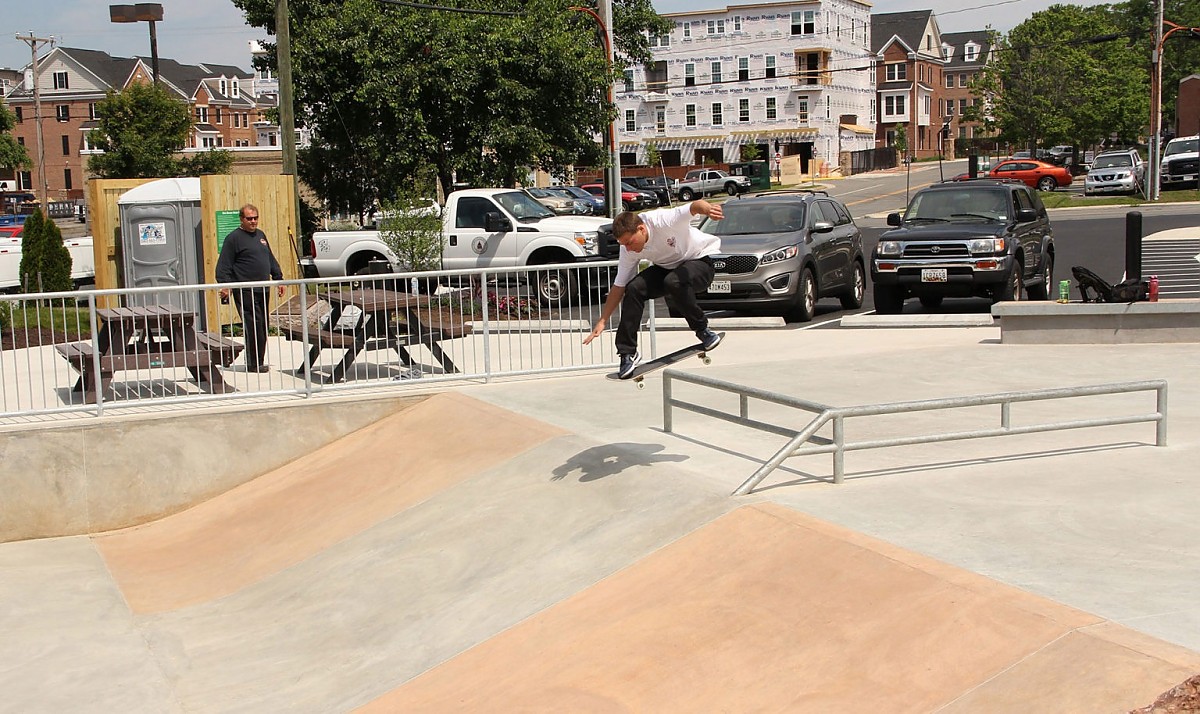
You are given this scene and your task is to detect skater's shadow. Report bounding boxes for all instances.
[551,442,687,483]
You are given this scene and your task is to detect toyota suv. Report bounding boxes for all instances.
[693,190,865,322]
[871,179,1055,313]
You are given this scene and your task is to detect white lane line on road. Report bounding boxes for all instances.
[835,184,886,197]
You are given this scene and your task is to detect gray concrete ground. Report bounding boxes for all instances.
[1,320,1199,711]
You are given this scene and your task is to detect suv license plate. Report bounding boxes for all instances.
[708,280,731,294]
[921,269,948,283]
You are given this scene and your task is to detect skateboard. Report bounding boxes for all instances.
[606,333,724,389]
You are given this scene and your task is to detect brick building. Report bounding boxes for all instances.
[870,10,948,160]
[939,31,993,145]
[4,47,281,201]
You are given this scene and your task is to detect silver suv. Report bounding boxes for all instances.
[1084,149,1145,196]
[692,191,865,322]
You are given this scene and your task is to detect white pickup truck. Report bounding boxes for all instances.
[674,169,752,201]
[304,188,616,303]
[0,233,96,292]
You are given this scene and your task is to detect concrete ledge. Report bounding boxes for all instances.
[993,299,1200,343]
[0,394,428,543]
[655,316,786,330]
[841,313,995,328]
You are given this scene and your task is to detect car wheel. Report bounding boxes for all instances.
[680,188,695,202]
[918,295,944,310]
[873,283,905,314]
[1037,176,1057,192]
[1026,254,1053,300]
[993,258,1024,303]
[621,201,630,211]
[839,261,865,309]
[725,183,738,196]
[535,266,577,307]
[783,268,816,323]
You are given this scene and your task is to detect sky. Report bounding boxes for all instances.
[1,0,1110,74]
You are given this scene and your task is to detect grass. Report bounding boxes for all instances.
[1040,188,1200,209]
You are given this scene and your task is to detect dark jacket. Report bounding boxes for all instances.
[216,228,283,283]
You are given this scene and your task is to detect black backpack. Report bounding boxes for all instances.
[1070,266,1148,304]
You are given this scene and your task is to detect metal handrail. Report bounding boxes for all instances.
[661,369,1168,495]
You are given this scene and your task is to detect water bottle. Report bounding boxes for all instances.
[1058,279,1071,303]
[411,276,419,295]
[1149,275,1159,302]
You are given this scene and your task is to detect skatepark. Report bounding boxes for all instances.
[3,322,1200,712]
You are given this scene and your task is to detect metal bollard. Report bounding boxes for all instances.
[1125,211,1142,280]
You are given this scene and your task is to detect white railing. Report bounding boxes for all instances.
[0,261,647,421]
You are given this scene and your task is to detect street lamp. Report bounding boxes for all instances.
[571,3,621,218]
[1147,13,1199,201]
[109,4,164,83]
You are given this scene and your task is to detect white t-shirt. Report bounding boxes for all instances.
[613,204,721,287]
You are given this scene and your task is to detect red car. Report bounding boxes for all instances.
[986,159,1073,191]
[578,183,657,211]
[0,225,22,241]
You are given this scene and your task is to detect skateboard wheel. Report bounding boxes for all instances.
[702,356,712,365]
[636,379,645,390]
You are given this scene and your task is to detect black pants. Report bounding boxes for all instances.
[616,258,715,355]
[233,287,270,368]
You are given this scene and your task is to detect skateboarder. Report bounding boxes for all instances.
[583,200,724,379]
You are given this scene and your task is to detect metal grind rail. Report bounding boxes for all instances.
[660,370,1168,495]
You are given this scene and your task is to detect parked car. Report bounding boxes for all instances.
[692,190,865,323]
[545,185,605,215]
[525,187,586,215]
[0,225,23,240]
[578,182,657,211]
[1046,145,1074,165]
[871,179,1055,313]
[986,159,1073,191]
[625,176,672,206]
[1084,150,1145,196]
[1160,135,1199,190]
[674,169,752,201]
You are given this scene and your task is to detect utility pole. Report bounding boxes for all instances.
[598,0,621,217]
[275,0,302,262]
[1148,0,1165,201]
[16,32,54,210]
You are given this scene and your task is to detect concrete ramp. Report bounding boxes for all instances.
[363,504,1200,713]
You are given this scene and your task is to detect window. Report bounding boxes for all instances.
[219,79,228,95]
[645,61,667,92]
[456,197,497,229]
[61,135,70,155]
[733,16,742,31]
[766,97,777,119]
[738,57,749,82]
[941,44,953,61]
[945,73,954,89]
[797,99,809,121]
[625,109,635,132]
[739,98,749,122]
[55,105,69,122]
[683,22,691,39]
[685,63,695,87]
[791,10,814,35]
[945,99,954,116]
[959,98,968,115]
[53,71,69,90]
[656,108,665,134]
[196,106,208,123]
[918,65,924,82]
[797,52,828,85]
[232,78,240,98]
[14,107,22,123]
[623,70,634,92]
[884,95,906,117]
[959,73,968,87]
[707,19,725,35]
[650,33,670,47]
[711,61,722,84]
[64,168,72,190]
[686,104,696,127]
[89,103,98,120]
[885,63,906,82]
[215,107,222,124]
[765,55,776,79]
[17,137,24,146]
[965,43,979,62]
[711,102,723,126]
[18,171,32,190]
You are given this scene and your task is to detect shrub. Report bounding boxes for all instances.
[18,209,73,294]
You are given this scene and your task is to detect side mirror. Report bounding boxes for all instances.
[1015,208,1037,222]
[812,221,834,233]
[886,212,902,227]
[484,212,512,233]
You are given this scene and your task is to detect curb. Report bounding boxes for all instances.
[840,313,995,328]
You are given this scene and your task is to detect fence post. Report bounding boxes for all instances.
[1157,382,1168,446]
[832,415,845,484]
[663,371,673,433]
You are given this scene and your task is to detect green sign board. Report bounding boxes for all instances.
[215,210,241,253]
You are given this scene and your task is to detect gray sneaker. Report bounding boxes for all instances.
[618,352,641,379]
[697,328,722,351]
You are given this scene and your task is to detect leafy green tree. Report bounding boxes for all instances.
[0,100,30,174]
[1116,0,1200,136]
[87,81,233,178]
[18,209,73,294]
[232,0,669,218]
[978,5,1148,149]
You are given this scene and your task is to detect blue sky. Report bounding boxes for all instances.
[2,0,1108,74]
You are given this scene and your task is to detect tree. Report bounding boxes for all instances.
[232,0,669,218]
[979,5,1148,149]
[1116,0,1200,136]
[87,81,233,179]
[0,100,30,174]
[18,209,73,294]
[741,143,761,161]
